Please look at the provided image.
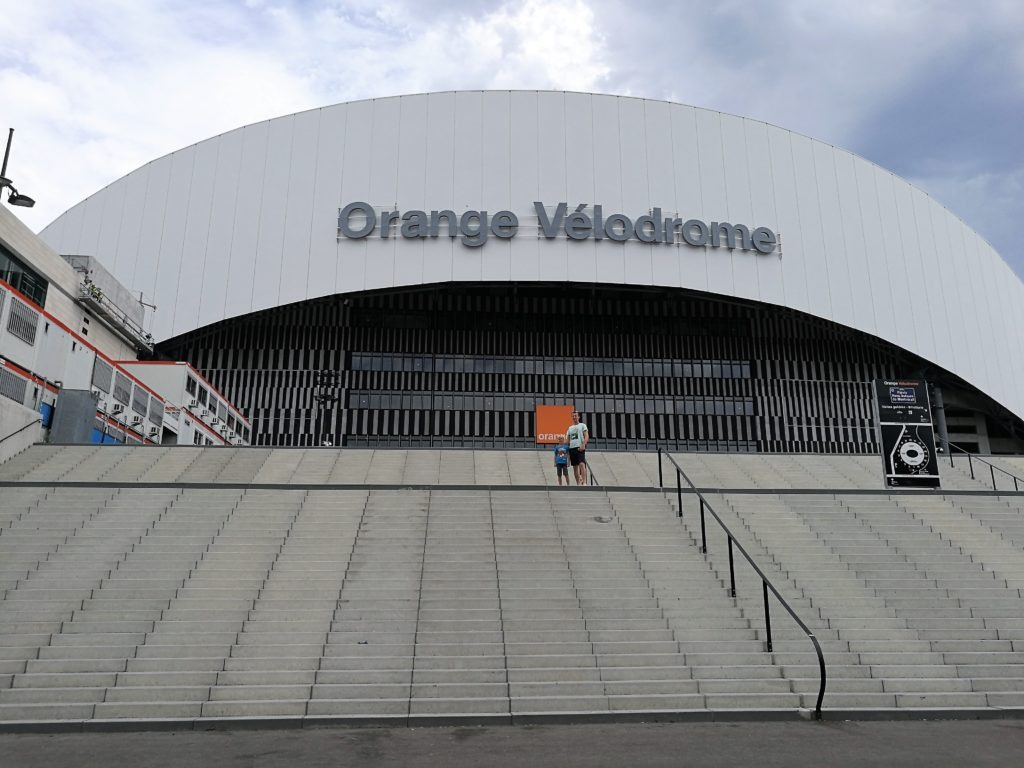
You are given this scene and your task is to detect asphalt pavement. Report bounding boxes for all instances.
[3,719,1024,767]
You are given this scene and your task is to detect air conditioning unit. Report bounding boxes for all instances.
[148,427,159,437]
[188,399,199,408]
[111,403,124,415]
[90,387,103,401]
[201,409,210,418]
[131,415,143,426]
[211,417,221,426]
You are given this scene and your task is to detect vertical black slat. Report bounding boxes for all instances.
[699,497,707,554]
[728,537,736,598]
[159,284,902,450]
[762,580,773,653]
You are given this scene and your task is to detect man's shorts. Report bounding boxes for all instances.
[569,448,586,466]
[556,465,569,477]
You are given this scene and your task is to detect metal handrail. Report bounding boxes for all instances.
[0,417,41,448]
[935,434,1024,492]
[656,448,827,720]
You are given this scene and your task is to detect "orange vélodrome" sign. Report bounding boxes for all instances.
[535,404,575,444]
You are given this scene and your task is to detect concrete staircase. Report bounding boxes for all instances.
[669,452,995,492]
[686,493,1024,711]
[2,445,1023,726]
[0,483,819,724]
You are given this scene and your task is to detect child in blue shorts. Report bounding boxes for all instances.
[553,443,569,486]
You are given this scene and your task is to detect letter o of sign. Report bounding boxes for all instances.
[338,202,377,238]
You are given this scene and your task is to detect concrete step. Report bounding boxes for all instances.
[2,462,1024,723]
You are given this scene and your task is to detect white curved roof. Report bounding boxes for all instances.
[39,91,1024,421]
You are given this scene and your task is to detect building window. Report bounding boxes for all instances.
[6,298,39,346]
[112,373,132,405]
[0,243,48,307]
[92,359,113,393]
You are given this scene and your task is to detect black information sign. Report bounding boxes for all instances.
[874,380,940,488]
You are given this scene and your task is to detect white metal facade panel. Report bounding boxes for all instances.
[813,140,855,331]
[536,91,569,283]
[310,106,346,300]
[480,92,513,283]
[508,92,540,283]
[720,113,756,303]
[224,122,269,320]
[279,108,321,308]
[152,149,194,338]
[452,92,486,285]
[912,186,953,366]
[591,95,625,286]
[253,115,294,310]
[38,91,1024,422]
[114,167,150,291]
[76,186,106,259]
[94,177,127,277]
[420,93,456,286]
[198,128,244,331]
[394,95,428,287]
[766,125,807,314]
[563,91,598,285]
[366,98,402,292]
[644,99,679,289]
[670,104,707,295]
[832,150,875,336]
[174,137,219,334]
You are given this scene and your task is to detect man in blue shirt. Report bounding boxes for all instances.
[553,442,569,486]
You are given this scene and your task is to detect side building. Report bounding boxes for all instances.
[0,205,249,457]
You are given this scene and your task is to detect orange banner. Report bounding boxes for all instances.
[535,404,574,444]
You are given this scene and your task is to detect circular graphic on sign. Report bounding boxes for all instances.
[898,439,928,470]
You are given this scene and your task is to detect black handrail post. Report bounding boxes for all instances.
[699,497,708,554]
[990,464,996,491]
[762,580,773,653]
[968,454,974,479]
[657,447,663,488]
[676,469,683,520]
[813,635,826,720]
[727,536,736,597]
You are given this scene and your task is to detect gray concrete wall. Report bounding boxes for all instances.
[0,396,42,465]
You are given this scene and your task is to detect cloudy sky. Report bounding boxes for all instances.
[2,0,1022,275]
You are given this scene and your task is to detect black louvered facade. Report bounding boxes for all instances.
[157,283,941,451]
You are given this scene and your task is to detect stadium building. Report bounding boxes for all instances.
[35,91,1024,453]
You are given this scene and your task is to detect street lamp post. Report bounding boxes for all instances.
[1,129,36,208]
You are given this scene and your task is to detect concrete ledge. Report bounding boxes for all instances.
[2,707,1024,733]
[1,478,1021,496]
[0,481,649,493]
[82,718,196,733]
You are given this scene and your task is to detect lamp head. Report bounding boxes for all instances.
[8,190,34,207]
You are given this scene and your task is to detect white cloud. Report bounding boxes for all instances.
[1,0,610,232]
[1,0,1022,274]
